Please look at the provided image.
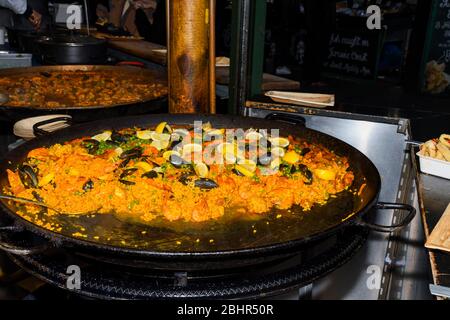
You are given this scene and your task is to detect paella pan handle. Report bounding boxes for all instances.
[32,116,72,137]
[357,202,416,233]
[0,225,51,255]
[265,113,306,127]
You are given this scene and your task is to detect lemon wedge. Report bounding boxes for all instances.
[245,130,263,141]
[182,143,202,154]
[136,130,153,140]
[283,151,300,164]
[237,159,257,172]
[150,132,171,141]
[135,161,153,172]
[39,173,55,187]
[151,139,170,150]
[234,165,255,177]
[271,147,285,158]
[269,137,290,148]
[216,142,236,155]
[163,150,181,161]
[92,130,112,142]
[155,122,172,134]
[194,162,209,178]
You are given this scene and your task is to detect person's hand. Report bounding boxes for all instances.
[131,0,157,10]
[28,10,42,30]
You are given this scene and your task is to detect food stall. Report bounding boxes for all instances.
[0,0,448,301]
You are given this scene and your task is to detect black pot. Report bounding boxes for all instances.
[35,35,107,65]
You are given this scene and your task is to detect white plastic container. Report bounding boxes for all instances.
[417,151,450,179]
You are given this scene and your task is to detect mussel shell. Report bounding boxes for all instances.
[298,164,313,184]
[83,179,94,192]
[179,173,194,185]
[194,178,218,190]
[119,147,143,160]
[18,164,38,188]
[258,154,272,166]
[300,148,311,156]
[119,179,136,186]
[32,190,44,202]
[120,168,138,179]
[81,139,100,154]
[169,154,185,167]
[232,168,244,176]
[141,170,159,179]
[111,131,132,143]
[105,140,120,147]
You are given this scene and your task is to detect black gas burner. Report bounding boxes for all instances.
[7,228,368,300]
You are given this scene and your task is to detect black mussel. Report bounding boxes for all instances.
[168,139,183,151]
[81,139,100,154]
[141,170,159,179]
[40,71,51,78]
[119,158,131,168]
[83,179,94,192]
[82,139,100,147]
[120,168,138,179]
[18,164,38,188]
[232,168,244,176]
[179,173,194,185]
[111,131,131,143]
[105,140,120,147]
[298,164,313,184]
[119,179,136,186]
[300,148,311,156]
[194,178,219,190]
[32,190,44,202]
[119,147,143,160]
[258,154,272,166]
[169,154,185,167]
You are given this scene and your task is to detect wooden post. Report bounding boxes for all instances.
[167,0,215,114]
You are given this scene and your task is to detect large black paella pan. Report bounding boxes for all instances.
[0,114,415,270]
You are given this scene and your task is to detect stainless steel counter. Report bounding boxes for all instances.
[246,102,433,300]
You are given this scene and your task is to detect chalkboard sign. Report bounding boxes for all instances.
[323,28,382,80]
[420,0,450,94]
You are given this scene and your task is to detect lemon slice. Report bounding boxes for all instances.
[136,130,153,140]
[155,122,172,134]
[182,143,202,154]
[234,164,255,177]
[216,142,236,156]
[92,130,112,142]
[270,158,281,170]
[237,159,257,172]
[135,161,153,172]
[171,129,190,141]
[163,150,181,161]
[271,147,285,158]
[114,147,123,156]
[39,173,55,187]
[202,122,212,131]
[269,137,290,148]
[245,130,263,141]
[194,162,209,178]
[151,139,170,150]
[223,152,237,164]
[204,128,225,136]
[283,151,300,164]
[150,132,171,141]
